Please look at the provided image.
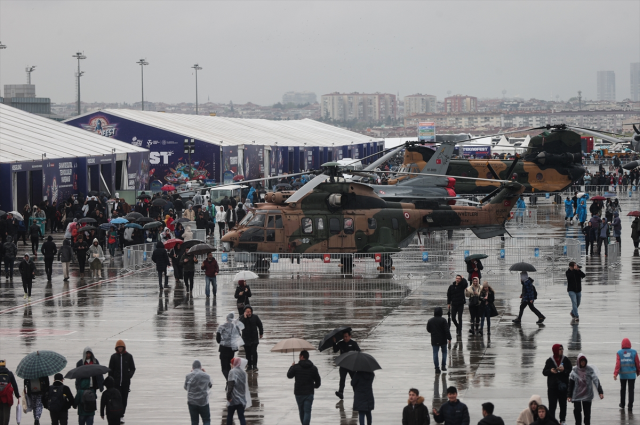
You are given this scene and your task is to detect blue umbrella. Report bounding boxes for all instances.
[16,350,67,379]
[125,223,143,229]
[110,218,129,224]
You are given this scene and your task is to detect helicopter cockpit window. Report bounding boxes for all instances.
[267,216,275,228]
[392,218,399,230]
[301,218,313,234]
[368,218,377,229]
[343,218,354,234]
[316,218,324,231]
[275,215,283,228]
[329,218,340,234]
[247,214,266,227]
[239,211,254,226]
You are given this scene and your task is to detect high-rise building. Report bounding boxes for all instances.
[282,91,317,105]
[321,92,397,122]
[631,63,640,102]
[404,94,437,116]
[443,95,477,113]
[597,71,616,102]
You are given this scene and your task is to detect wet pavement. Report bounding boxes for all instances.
[2,194,640,424]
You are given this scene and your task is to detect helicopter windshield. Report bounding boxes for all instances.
[239,211,254,226]
[247,213,266,227]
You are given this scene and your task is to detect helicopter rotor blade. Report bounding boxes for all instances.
[378,170,511,184]
[284,172,329,203]
[504,157,520,180]
[479,187,502,204]
[634,124,640,135]
[485,162,500,180]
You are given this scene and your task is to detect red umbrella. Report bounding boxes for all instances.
[233,175,245,182]
[590,196,606,201]
[163,239,184,249]
[627,211,640,217]
[161,184,176,192]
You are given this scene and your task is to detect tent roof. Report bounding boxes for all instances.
[0,104,147,164]
[66,109,380,148]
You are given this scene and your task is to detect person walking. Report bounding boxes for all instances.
[29,220,42,257]
[542,344,571,424]
[226,358,250,425]
[287,350,321,425]
[564,197,574,224]
[216,207,226,239]
[100,377,124,425]
[479,282,497,336]
[216,313,245,380]
[513,272,545,324]
[531,405,559,425]
[2,236,17,280]
[107,226,119,259]
[426,307,451,374]
[235,280,252,315]
[566,262,585,322]
[75,235,89,278]
[108,340,136,424]
[46,373,76,425]
[447,275,468,336]
[465,258,483,282]
[75,377,97,425]
[58,239,73,281]
[333,331,361,400]
[432,386,470,425]
[239,306,263,372]
[184,360,212,425]
[170,245,183,286]
[88,238,105,278]
[200,252,219,298]
[612,212,622,245]
[517,395,542,425]
[401,388,430,425]
[75,348,104,393]
[40,235,57,281]
[24,375,50,425]
[465,278,482,335]
[597,218,609,256]
[351,371,375,425]
[582,222,594,256]
[151,241,171,292]
[19,253,36,301]
[0,359,21,425]
[614,338,639,411]
[576,199,587,228]
[478,402,504,425]
[631,216,640,249]
[181,249,198,295]
[568,354,603,425]
[225,204,237,231]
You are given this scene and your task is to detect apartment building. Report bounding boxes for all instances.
[404,93,437,116]
[321,92,397,122]
[443,95,477,113]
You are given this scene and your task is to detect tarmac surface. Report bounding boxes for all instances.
[2,192,640,424]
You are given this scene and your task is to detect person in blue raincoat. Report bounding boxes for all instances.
[576,199,587,228]
[246,187,256,206]
[564,197,574,223]
[515,196,526,223]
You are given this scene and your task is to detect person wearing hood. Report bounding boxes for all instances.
[564,197,574,224]
[57,239,74,281]
[75,235,89,278]
[3,236,17,280]
[542,344,572,423]
[351,370,375,425]
[427,307,452,374]
[239,306,263,372]
[151,241,171,291]
[75,347,105,392]
[184,205,196,222]
[19,253,36,301]
[100,377,123,425]
[568,353,603,425]
[531,405,559,425]
[216,312,245,380]
[287,350,321,425]
[236,203,246,223]
[516,395,542,425]
[612,211,622,245]
[183,225,194,241]
[477,402,504,425]
[46,373,76,425]
[614,338,639,411]
[515,196,526,223]
[513,272,545,324]
[108,340,136,423]
[402,388,430,425]
[432,386,469,425]
[226,358,250,425]
[447,275,468,336]
[180,249,198,294]
[576,199,587,228]
[41,235,57,281]
[88,238,105,279]
[184,360,212,425]
[0,359,21,425]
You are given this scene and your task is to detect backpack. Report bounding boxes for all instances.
[532,285,538,300]
[0,373,13,405]
[81,389,97,412]
[106,389,124,414]
[47,385,65,412]
[29,378,42,393]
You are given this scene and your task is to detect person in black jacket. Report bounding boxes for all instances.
[402,388,430,425]
[466,258,483,282]
[100,377,123,425]
[352,371,375,425]
[24,375,50,425]
[75,347,105,392]
[531,405,559,425]
[239,306,263,372]
[45,373,76,425]
[234,280,252,315]
[566,262,585,322]
[447,275,468,336]
[19,254,36,300]
[108,340,136,423]
[582,222,594,255]
[287,350,321,425]
[151,241,171,291]
[333,331,360,400]
[28,221,42,257]
[40,236,57,281]
[432,386,469,425]
[0,359,21,424]
[426,307,452,374]
[478,402,505,425]
[479,282,497,336]
[74,235,89,278]
[542,344,572,424]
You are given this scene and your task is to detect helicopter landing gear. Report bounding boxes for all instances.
[340,256,353,275]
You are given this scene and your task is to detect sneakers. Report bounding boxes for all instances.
[335,391,344,400]
[23,293,27,299]
[536,316,546,324]
[120,417,125,424]
[28,297,32,302]
[441,365,447,372]
[435,368,441,374]
[253,367,259,372]
[570,312,575,318]
[512,318,521,323]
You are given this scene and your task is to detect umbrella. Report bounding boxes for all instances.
[8,211,24,221]
[465,254,488,261]
[161,184,176,192]
[292,181,304,188]
[181,239,204,251]
[318,326,352,351]
[233,271,259,281]
[509,262,537,272]
[136,217,155,223]
[233,175,245,181]
[125,212,143,220]
[447,307,451,329]
[175,218,191,223]
[590,196,606,201]
[78,217,97,224]
[164,239,184,249]
[137,194,151,200]
[143,221,163,230]
[334,351,381,372]
[275,184,292,191]
[187,243,216,255]
[80,226,98,232]
[604,193,617,198]
[110,218,128,224]
[628,211,640,217]
[16,350,67,379]
[125,223,143,229]
[88,191,99,196]
[99,223,114,231]
[64,364,110,380]
[152,198,168,207]
[271,337,316,361]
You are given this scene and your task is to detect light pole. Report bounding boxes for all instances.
[192,64,202,115]
[72,52,86,115]
[136,59,148,111]
[26,66,36,84]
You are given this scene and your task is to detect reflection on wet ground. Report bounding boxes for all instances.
[1,200,640,423]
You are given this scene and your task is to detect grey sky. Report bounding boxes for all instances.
[1,1,638,105]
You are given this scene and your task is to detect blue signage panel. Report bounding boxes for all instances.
[221,253,228,263]
[271,253,279,263]
[422,252,429,262]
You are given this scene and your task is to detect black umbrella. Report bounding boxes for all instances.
[152,198,168,207]
[465,254,488,261]
[125,212,143,220]
[509,262,537,272]
[136,217,155,224]
[137,194,151,200]
[187,243,216,255]
[64,364,110,380]
[181,239,204,251]
[78,217,97,224]
[88,191,99,196]
[80,226,98,232]
[318,326,352,351]
[143,221,163,230]
[334,351,381,372]
[175,218,190,223]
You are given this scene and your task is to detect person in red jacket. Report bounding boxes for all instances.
[200,252,219,298]
[614,338,640,410]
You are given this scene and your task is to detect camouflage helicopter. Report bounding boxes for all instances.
[220,166,525,272]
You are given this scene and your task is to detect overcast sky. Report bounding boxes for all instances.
[1,1,638,105]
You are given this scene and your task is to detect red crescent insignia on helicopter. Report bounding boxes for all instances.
[504,201,510,206]
[404,212,410,219]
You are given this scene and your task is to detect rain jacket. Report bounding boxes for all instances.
[516,395,542,425]
[87,240,105,264]
[2,236,17,260]
[614,338,640,380]
[351,371,375,412]
[433,399,469,425]
[402,396,430,425]
[58,239,74,263]
[75,347,105,391]
[184,360,212,407]
[426,307,451,346]
[108,340,136,387]
[151,241,171,271]
[287,359,321,396]
[576,200,587,223]
[564,199,573,217]
[516,197,526,217]
[216,312,245,352]
[521,276,536,302]
[568,353,603,402]
[226,358,250,407]
[612,212,622,237]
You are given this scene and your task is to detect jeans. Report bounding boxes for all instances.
[78,415,94,425]
[620,378,636,408]
[358,410,372,425]
[450,304,464,332]
[184,270,195,292]
[573,400,592,425]
[568,291,582,318]
[338,367,353,395]
[205,276,217,297]
[548,387,567,422]
[517,300,543,320]
[188,403,211,425]
[295,394,314,425]
[227,404,246,425]
[480,304,491,330]
[432,344,447,368]
[108,243,117,257]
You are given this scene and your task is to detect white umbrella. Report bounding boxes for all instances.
[233,271,259,282]
[8,211,24,221]
[271,337,316,361]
